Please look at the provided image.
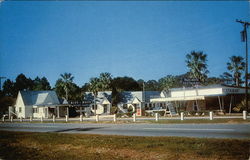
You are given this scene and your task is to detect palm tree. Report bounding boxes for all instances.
[226,56,245,86]
[158,75,176,91]
[220,72,234,85]
[59,73,74,100]
[185,51,209,83]
[99,72,112,91]
[89,77,102,115]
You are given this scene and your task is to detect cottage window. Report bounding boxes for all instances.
[133,104,138,108]
[33,108,38,113]
[149,103,152,109]
[92,105,97,110]
[19,107,22,113]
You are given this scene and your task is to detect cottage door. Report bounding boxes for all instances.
[103,104,107,113]
[44,108,48,118]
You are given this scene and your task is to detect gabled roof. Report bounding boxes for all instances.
[84,91,161,104]
[120,91,161,103]
[99,96,111,104]
[19,90,60,106]
[120,91,141,104]
[84,91,112,104]
[58,98,68,105]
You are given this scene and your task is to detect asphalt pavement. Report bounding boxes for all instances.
[0,122,250,139]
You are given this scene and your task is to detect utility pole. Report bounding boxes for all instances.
[236,19,250,112]
[0,77,6,91]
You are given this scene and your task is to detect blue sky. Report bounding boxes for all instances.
[0,1,249,86]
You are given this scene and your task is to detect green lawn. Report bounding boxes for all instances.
[0,131,249,160]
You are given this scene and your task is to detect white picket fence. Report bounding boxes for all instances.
[1,111,249,123]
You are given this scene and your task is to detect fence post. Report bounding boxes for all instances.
[65,115,68,122]
[113,114,117,122]
[80,115,83,122]
[243,111,247,120]
[10,116,13,122]
[155,113,159,122]
[133,113,136,122]
[41,117,43,123]
[2,116,5,122]
[20,117,23,122]
[53,115,56,123]
[30,117,33,122]
[181,112,184,121]
[209,111,213,120]
[96,114,99,122]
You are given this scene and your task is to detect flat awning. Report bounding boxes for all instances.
[150,96,205,102]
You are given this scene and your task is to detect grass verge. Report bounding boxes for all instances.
[147,118,250,124]
[0,131,249,160]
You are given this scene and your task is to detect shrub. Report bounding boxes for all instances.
[145,112,152,117]
[233,99,250,112]
[125,112,132,117]
[154,111,165,116]
[189,111,196,116]
[110,106,118,114]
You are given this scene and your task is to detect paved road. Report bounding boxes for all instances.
[0,123,250,139]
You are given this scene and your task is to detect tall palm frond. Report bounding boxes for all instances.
[226,56,245,86]
[59,73,74,100]
[185,51,209,83]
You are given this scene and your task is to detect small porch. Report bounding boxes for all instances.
[33,105,69,118]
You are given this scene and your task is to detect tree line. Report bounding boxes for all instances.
[0,51,246,114]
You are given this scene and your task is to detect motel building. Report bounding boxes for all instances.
[11,84,248,119]
[150,84,248,113]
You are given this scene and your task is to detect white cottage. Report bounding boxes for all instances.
[84,91,112,115]
[15,90,64,118]
[84,91,170,116]
[118,91,163,116]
